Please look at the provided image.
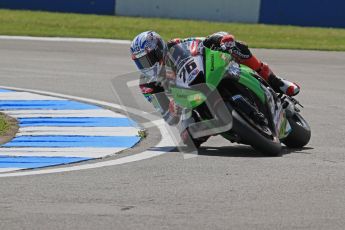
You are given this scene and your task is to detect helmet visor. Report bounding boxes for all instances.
[133,48,163,70]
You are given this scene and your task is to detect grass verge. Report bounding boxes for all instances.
[1,9,345,51]
[0,113,18,145]
[0,115,10,135]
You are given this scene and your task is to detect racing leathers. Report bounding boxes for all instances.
[202,32,300,96]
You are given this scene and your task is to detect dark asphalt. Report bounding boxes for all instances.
[0,38,344,230]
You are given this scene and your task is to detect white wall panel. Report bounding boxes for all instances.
[116,0,261,23]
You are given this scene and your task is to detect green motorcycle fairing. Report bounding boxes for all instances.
[204,47,266,104]
[169,42,290,139]
[171,46,266,108]
[170,87,207,109]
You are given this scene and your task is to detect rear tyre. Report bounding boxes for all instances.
[282,113,311,148]
[216,103,282,156]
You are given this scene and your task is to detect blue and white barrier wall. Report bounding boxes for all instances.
[1,0,345,28]
[116,0,261,23]
[259,0,345,28]
[115,0,345,28]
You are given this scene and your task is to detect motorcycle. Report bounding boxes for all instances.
[160,40,311,156]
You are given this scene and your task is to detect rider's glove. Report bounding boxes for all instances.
[163,99,182,125]
[169,99,182,117]
[167,38,181,49]
[226,61,241,78]
[220,35,236,51]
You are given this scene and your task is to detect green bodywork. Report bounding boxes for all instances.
[204,47,232,90]
[237,65,266,103]
[169,46,289,140]
[171,47,266,108]
[170,87,207,109]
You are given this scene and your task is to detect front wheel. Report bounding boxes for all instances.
[282,113,311,148]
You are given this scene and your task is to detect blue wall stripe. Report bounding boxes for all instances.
[0,156,91,168]
[3,135,140,148]
[0,100,100,110]
[259,0,345,28]
[0,0,116,15]
[1,0,345,28]
[19,117,136,127]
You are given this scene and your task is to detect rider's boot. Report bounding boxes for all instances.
[253,60,300,97]
[268,74,300,96]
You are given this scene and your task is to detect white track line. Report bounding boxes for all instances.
[1,86,162,123]
[17,126,139,136]
[0,92,65,100]
[0,147,126,158]
[6,109,127,118]
[0,122,173,177]
[0,36,131,44]
[0,86,173,177]
[0,168,21,173]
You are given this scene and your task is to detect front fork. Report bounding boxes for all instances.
[262,87,293,140]
[278,95,305,139]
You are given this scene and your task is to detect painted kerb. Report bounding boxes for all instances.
[0,88,140,172]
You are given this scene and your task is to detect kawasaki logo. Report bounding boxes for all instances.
[176,93,187,99]
[210,54,214,71]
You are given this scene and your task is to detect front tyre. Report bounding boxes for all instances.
[282,113,311,148]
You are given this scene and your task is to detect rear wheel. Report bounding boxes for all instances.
[282,113,311,148]
[216,103,282,156]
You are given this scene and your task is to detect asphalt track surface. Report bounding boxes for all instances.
[0,38,345,230]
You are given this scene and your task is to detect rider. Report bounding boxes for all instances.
[130,31,300,145]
